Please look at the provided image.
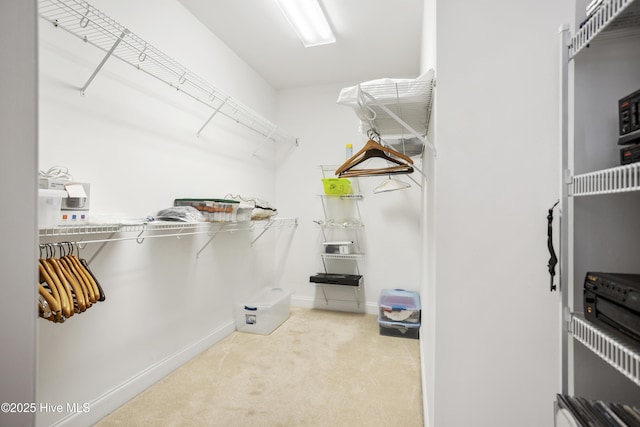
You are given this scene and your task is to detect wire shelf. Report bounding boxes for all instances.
[359,80,434,139]
[256,217,299,229]
[571,163,640,196]
[315,220,364,229]
[570,314,640,386]
[570,0,640,58]
[319,194,364,201]
[336,71,435,156]
[37,0,296,145]
[320,253,364,260]
[39,218,296,239]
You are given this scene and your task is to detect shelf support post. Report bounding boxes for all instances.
[559,23,571,397]
[81,29,129,95]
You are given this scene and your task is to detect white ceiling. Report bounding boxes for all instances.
[177,0,424,90]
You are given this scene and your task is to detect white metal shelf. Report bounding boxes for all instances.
[337,71,436,156]
[570,0,640,58]
[570,163,640,196]
[319,194,364,201]
[320,253,364,261]
[39,218,297,244]
[37,0,296,145]
[40,221,223,238]
[315,220,364,229]
[570,314,640,386]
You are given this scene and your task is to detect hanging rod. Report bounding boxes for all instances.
[38,0,297,146]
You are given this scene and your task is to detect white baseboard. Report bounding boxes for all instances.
[49,320,236,427]
[291,294,379,315]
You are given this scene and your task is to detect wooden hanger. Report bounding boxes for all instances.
[36,242,105,323]
[38,261,64,322]
[335,137,414,177]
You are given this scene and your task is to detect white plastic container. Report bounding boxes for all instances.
[235,287,293,335]
[38,189,67,228]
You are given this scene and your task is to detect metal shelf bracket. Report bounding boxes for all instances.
[81,29,129,95]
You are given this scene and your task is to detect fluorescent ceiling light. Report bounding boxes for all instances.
[274,0,336,47]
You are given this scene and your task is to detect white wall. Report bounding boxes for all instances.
[274,82,423,313]
[0,2,38,427]
[428,0,569,426]
[37,1,288,425]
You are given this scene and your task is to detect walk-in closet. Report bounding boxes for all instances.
[3,0,639,426]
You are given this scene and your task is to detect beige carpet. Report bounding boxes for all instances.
[95,307,423,427]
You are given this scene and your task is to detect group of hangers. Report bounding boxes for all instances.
[335,130,414,178]
[38,242,105,323]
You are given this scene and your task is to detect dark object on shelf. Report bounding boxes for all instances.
[620,144,640,165]
[618,88,640,145]
[584,272,640,344]
[309,273,362,287]
[556,394,640,426]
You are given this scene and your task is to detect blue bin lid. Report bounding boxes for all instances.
[378,289,421,311]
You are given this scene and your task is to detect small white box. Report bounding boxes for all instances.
[60,182,90,225]
[235,287,293,335]
[38,189,67,228]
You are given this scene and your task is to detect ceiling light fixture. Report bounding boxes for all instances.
[274,0,336,47]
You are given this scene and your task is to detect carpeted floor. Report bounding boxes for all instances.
[95,307,423,427]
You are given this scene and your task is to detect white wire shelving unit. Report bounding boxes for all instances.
[559,0,640,399]
[570,314,640,387]
[319,194,364,201]
[39,218,298,261]
[338,72,436,157]
[571,163,640,196]
[37,0,296,145]
[320,253,364,261]
[570,0,640,58]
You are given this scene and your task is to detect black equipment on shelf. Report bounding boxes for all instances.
[621,144,640,165]
[584,272,640,345]
[618,88,640,147]
[556,394,640,426]
[309,273,362,287]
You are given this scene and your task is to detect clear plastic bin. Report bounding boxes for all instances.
[235,287,293,335]
[378,289,421,323]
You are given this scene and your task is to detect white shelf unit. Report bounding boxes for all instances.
[320,253,364,261]
[559,0,640,411]
[312,166,365,308]
[570,0,640,58]
[337,71,435,157]
[571,163,640,196]
[37,0,296,145]
[570,314,640,387]
[39,218,298,261]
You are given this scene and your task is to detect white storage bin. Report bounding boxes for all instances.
[38,189,67,228]
[235,287,292,335]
